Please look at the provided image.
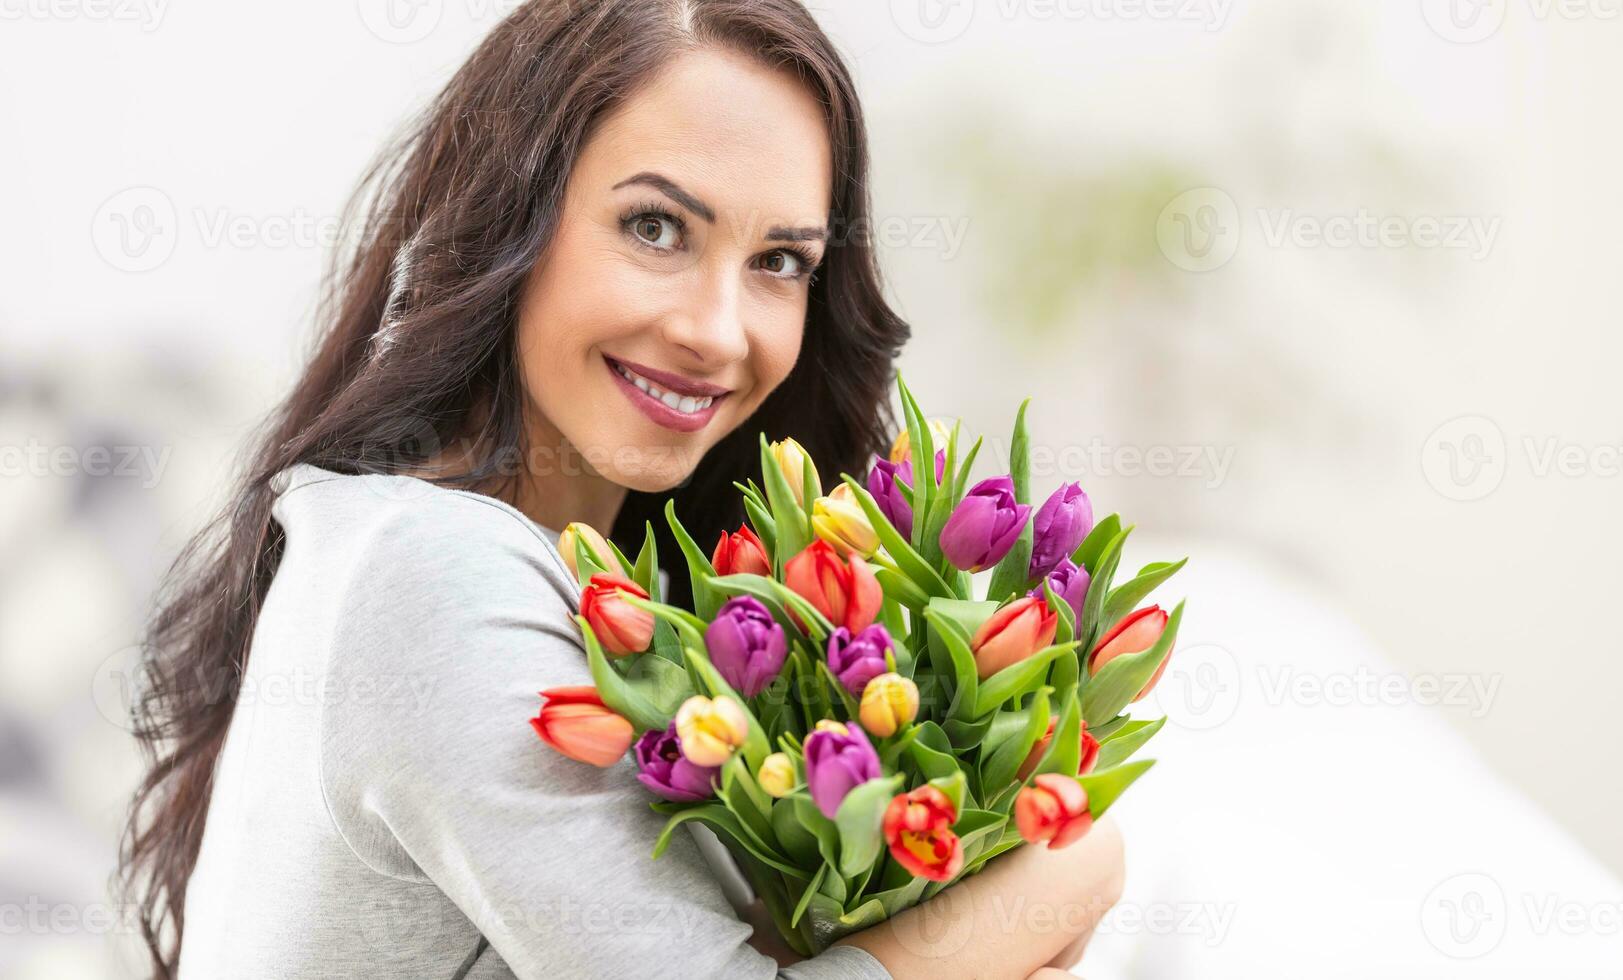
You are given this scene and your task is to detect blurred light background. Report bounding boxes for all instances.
[2,0,1619,977]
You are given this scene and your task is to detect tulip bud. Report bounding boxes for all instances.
[1016,716,1102,784]
[784,540,883,633]
[530,686,634,767]
[579,574,655,656]
[712,524,771,577]
[1027,483,1093,579]
[812,484,879,558]
[814,719,851,735]
[803,722,881,819]
[882,785,964,882]
[939,476,1032,573]
[557,522,616,583]
[634,722,720,802]
[866,451,946,541]
[827,624,896,698]
[758,752,797,798]
[674,695,751,767]
[769,437,820,506]
[704,596,788,697]
[888,418,955,465]
[1015,773,1094,849]
[1089,606,1172,701]
[858,672,919,737]
[970,596,1058,680]
[1029,558,1089,627]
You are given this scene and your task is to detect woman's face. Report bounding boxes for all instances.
[516,47,834,494]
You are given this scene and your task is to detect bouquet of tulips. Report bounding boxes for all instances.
[530,379,1188,955]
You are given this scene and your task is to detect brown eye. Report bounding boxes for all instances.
[626,212,682,250]
[759,249,804,278]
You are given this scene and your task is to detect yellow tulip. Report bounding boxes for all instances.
[812,484,879,558]
[887,419,956,465]
[557,522,615,583]
[858,672,919,737]
[675,695,750,767]
[758,752,797,798]
[814,719,850,736]
[769,438,821,506]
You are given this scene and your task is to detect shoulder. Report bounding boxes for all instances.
[273,463,577,618]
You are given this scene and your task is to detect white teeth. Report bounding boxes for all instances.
[614,362,716,414]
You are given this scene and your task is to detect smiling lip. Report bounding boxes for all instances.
[604,355,731,434]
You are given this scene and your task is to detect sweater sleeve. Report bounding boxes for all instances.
[315,492,891,980]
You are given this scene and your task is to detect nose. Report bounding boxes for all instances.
[661,267,749,368]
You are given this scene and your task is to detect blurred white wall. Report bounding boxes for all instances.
[2,1,1619,977]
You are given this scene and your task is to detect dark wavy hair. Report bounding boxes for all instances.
[117,1,908,975]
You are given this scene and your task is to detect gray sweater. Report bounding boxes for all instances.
[179,464,890,980]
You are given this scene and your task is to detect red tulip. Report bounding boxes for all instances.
[970,596,1058,680]
[712,525,771,577]
[783,540,882,633]
[882,785,964,882]
[580,573,655,656]
[530,686,634,767]
[1015,773,1094,850]
[1015,716,1101,783]
[1089,606,1171,701]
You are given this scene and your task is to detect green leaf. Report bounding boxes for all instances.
[840,476,955,602]
[720,755,779,855]
[791,864,829,928]
[760,434,809,560]
[665,500,723,621]
[896,374,937,553]
[707,573,833,642]
[973,642,1078,717]
[576,615,670,733]
[1078,527,1130,650]
[650,804,808,880]
[980,686,1052,795]
[906,731,962,782]
[1078,759,1156,817]
[623,655,695,717]
[1033,691,1082,779]
[873,564,930,612]
[1094,716,1166,771]
[1103,558,1187,633]
[773,798,821,867]
[984,399,1035,601]
[1072,513,1122,576]
[922,600,991,720]
[835,774,903,878]
[741,493,777,563]
[1082,601,1183,728]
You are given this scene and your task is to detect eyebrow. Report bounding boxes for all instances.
[612,171,828,243]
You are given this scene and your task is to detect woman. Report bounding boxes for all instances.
[119,2,1124,977]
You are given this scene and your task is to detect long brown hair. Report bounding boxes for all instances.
[118,1,908,975]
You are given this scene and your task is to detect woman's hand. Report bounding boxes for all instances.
[834,815,1125,980]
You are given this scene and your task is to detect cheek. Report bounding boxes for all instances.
[746,304,808,402]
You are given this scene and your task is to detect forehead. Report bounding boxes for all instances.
[576,48,835,228]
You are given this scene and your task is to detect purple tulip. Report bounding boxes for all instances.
[866,451,947,540]
[939,476,1032,572]
[1028,483,1093,578]
[826,624,894,698]
[1030,557,1090,626]
[804,723,882,819]
[634,722,720,802]
[704,596,787,697]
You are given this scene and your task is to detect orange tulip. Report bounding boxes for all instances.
[1089,606,1171,701]
[882,785,964,881]
[530,686,633,767]
[970,596,1058,680]
[712,524,772,577]
[783,540,882,633]
[580,573,655,656]
[1015,716,1101,783]
[1015,773,1094,850]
